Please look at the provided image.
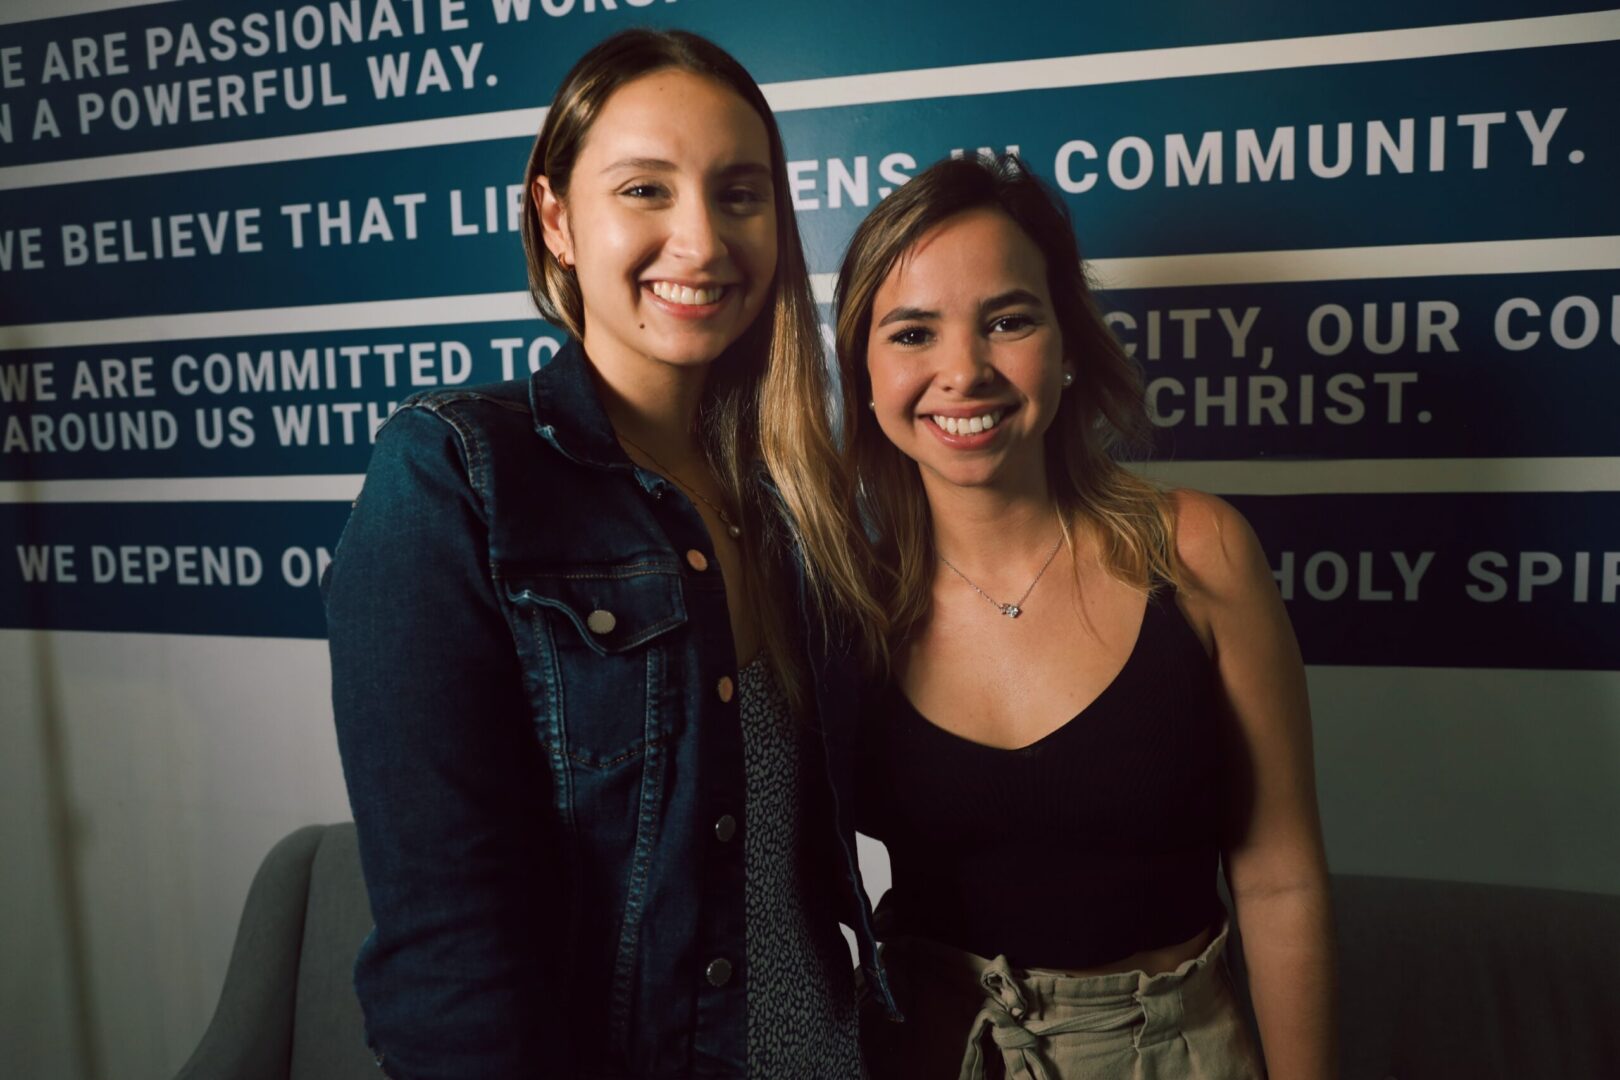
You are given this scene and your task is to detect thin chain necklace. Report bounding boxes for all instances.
[617,432,743,539]
[938,525,1064,619]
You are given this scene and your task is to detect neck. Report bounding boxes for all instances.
[583,334,709,468]
[924,471,1062,579]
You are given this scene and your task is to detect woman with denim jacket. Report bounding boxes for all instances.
[325,30,893,1079]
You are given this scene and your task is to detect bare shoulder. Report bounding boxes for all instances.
[1168,487,1271,602]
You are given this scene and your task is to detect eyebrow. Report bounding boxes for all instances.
[601,157,772,179]
[876,305,935,327]
[875,289,1044,328]
[981,288,1044,313]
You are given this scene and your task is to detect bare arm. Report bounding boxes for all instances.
[1175,490,1337,1080]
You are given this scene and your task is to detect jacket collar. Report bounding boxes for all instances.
[528,338,638,472]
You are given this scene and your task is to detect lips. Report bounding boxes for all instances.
[920,405,1015,448]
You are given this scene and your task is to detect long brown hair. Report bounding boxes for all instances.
[520,29,888,707]
[834,153,1182,653]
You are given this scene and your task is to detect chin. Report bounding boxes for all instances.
[921,460,1005,490]
[644,329,743,367]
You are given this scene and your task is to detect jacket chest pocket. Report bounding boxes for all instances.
[502,564,688,768]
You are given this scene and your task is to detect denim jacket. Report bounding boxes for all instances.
[324,339,897,1080]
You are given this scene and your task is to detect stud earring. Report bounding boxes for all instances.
[868,400,876,410]
[1061,371,1075,388]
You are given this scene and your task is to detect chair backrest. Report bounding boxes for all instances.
[174,824,378,1080]
[194,826,1620,1079]
[288,824,378,1080]
[1332,873,1620,1079]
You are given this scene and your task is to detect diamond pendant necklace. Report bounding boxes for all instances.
[938,526,1064,619]
[617,432,743,540]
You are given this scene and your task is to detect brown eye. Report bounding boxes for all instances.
[720,185,769,209]
[988,314,1035,334]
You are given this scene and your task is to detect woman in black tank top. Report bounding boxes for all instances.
[827,155,1337,1079]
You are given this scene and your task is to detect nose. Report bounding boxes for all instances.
[937,332,996,393]
[667,195,726,265]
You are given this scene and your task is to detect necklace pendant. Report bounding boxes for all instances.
[1000,604,1022,618]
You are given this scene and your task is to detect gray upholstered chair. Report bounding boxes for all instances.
[180,823,1620,1079]
[1226,872,1620,1079]
[173,823,377,1080]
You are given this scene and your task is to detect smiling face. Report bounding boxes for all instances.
[534,68,778,376]
[865,206,1071,498]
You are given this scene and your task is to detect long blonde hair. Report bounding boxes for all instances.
[520,30,888,707]
[834,154,1182,656]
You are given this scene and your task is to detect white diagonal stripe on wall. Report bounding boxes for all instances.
[3,458,1617,504]
[1078,236,1620,291]
[0,291,540,350]
[763,11,1620,111]
[1,11,1615,190]
[3,236,1615,350]
[0,107,551,193]
[0,0,178,27]
[1132,457,1620,495]
[0,475,366,503]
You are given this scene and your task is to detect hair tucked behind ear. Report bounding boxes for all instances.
[520,30,890,708]
[833,153,1183,653]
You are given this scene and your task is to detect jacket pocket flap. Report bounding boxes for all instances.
[502,563,686,655]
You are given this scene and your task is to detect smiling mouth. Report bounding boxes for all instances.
[647,281,729,307]
[926,408,1007,436]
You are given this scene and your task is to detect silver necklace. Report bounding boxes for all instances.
[938,530,1064,618]
[617,433,743,539]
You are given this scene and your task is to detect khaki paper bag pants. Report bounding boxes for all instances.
[860,922,1264,1080]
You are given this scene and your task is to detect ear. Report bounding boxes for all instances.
[533,175,573,268]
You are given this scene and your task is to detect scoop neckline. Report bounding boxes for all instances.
[892,594,1154,754]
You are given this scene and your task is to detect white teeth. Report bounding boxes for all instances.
[931,409,1002,436]
[650,281,724,306]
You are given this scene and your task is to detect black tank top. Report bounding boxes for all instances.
[855,587,1225,970]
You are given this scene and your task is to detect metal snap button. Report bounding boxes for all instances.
[585,609,616,635]
[714,814,737,842]
[686,549,709,572]
[716,676,735,703]
[705,958,733,987]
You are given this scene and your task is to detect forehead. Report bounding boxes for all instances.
[579,68,770,168]
[877,208,1049,304]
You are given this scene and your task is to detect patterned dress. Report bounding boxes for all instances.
[739,656,864,1079]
